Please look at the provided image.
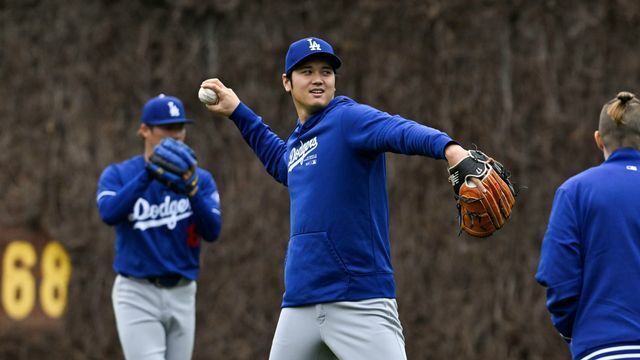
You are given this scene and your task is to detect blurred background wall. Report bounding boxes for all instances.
[1,0,639,358]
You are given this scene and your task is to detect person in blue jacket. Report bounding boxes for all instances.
[96,94,222,360]
[201,37,469,360]
[536,91,640,360]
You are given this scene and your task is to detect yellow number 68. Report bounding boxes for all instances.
[2,240,72,320]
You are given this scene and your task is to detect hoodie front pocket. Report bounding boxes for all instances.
[284,232,350,303]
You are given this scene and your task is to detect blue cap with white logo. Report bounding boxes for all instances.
[141,94,192,125]
[284,37,342,76]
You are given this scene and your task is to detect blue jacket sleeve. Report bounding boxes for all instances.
[535,188,583,340]
[96,165,153,225]
[229,102,288,185]
[339,103,455,159]
[189,169,222,242]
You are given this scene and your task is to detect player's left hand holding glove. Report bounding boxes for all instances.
[447,149,517,237]
[146,138,199,196]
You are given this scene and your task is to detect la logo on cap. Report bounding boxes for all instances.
[307,38,321,51]
[168,101,181,117]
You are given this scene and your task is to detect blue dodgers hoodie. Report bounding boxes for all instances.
[230,96,454,307]
[536,148,640,359]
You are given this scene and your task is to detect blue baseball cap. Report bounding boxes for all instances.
[284,37,342,76]
[141,94,192,125]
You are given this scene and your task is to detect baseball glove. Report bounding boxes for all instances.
[448,150,516,237]
[146,138,199,196]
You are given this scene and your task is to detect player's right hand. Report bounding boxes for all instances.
[200,78,241,117]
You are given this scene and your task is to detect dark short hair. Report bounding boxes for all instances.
[599,91,640,150]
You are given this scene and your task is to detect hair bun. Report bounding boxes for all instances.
[616,91,635,103]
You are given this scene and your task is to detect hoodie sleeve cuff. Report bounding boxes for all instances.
[229,102,260,124]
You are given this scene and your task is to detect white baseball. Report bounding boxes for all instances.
[198,87,218,105]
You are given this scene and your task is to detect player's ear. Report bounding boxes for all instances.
[138,124,152,139]
[282,73,292,93]
[594,130,605,151]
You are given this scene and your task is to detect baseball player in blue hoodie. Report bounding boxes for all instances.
[200,37,490,359]
[536,91,640,360]
[96,94,222,360]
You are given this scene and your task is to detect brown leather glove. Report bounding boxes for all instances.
[448,150,516,237]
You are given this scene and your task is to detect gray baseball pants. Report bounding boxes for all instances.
[112,274,197,360]
[269,298,407,360]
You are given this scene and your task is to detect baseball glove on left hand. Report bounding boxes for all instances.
[147,138,199,196]
[448,150,516,237]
